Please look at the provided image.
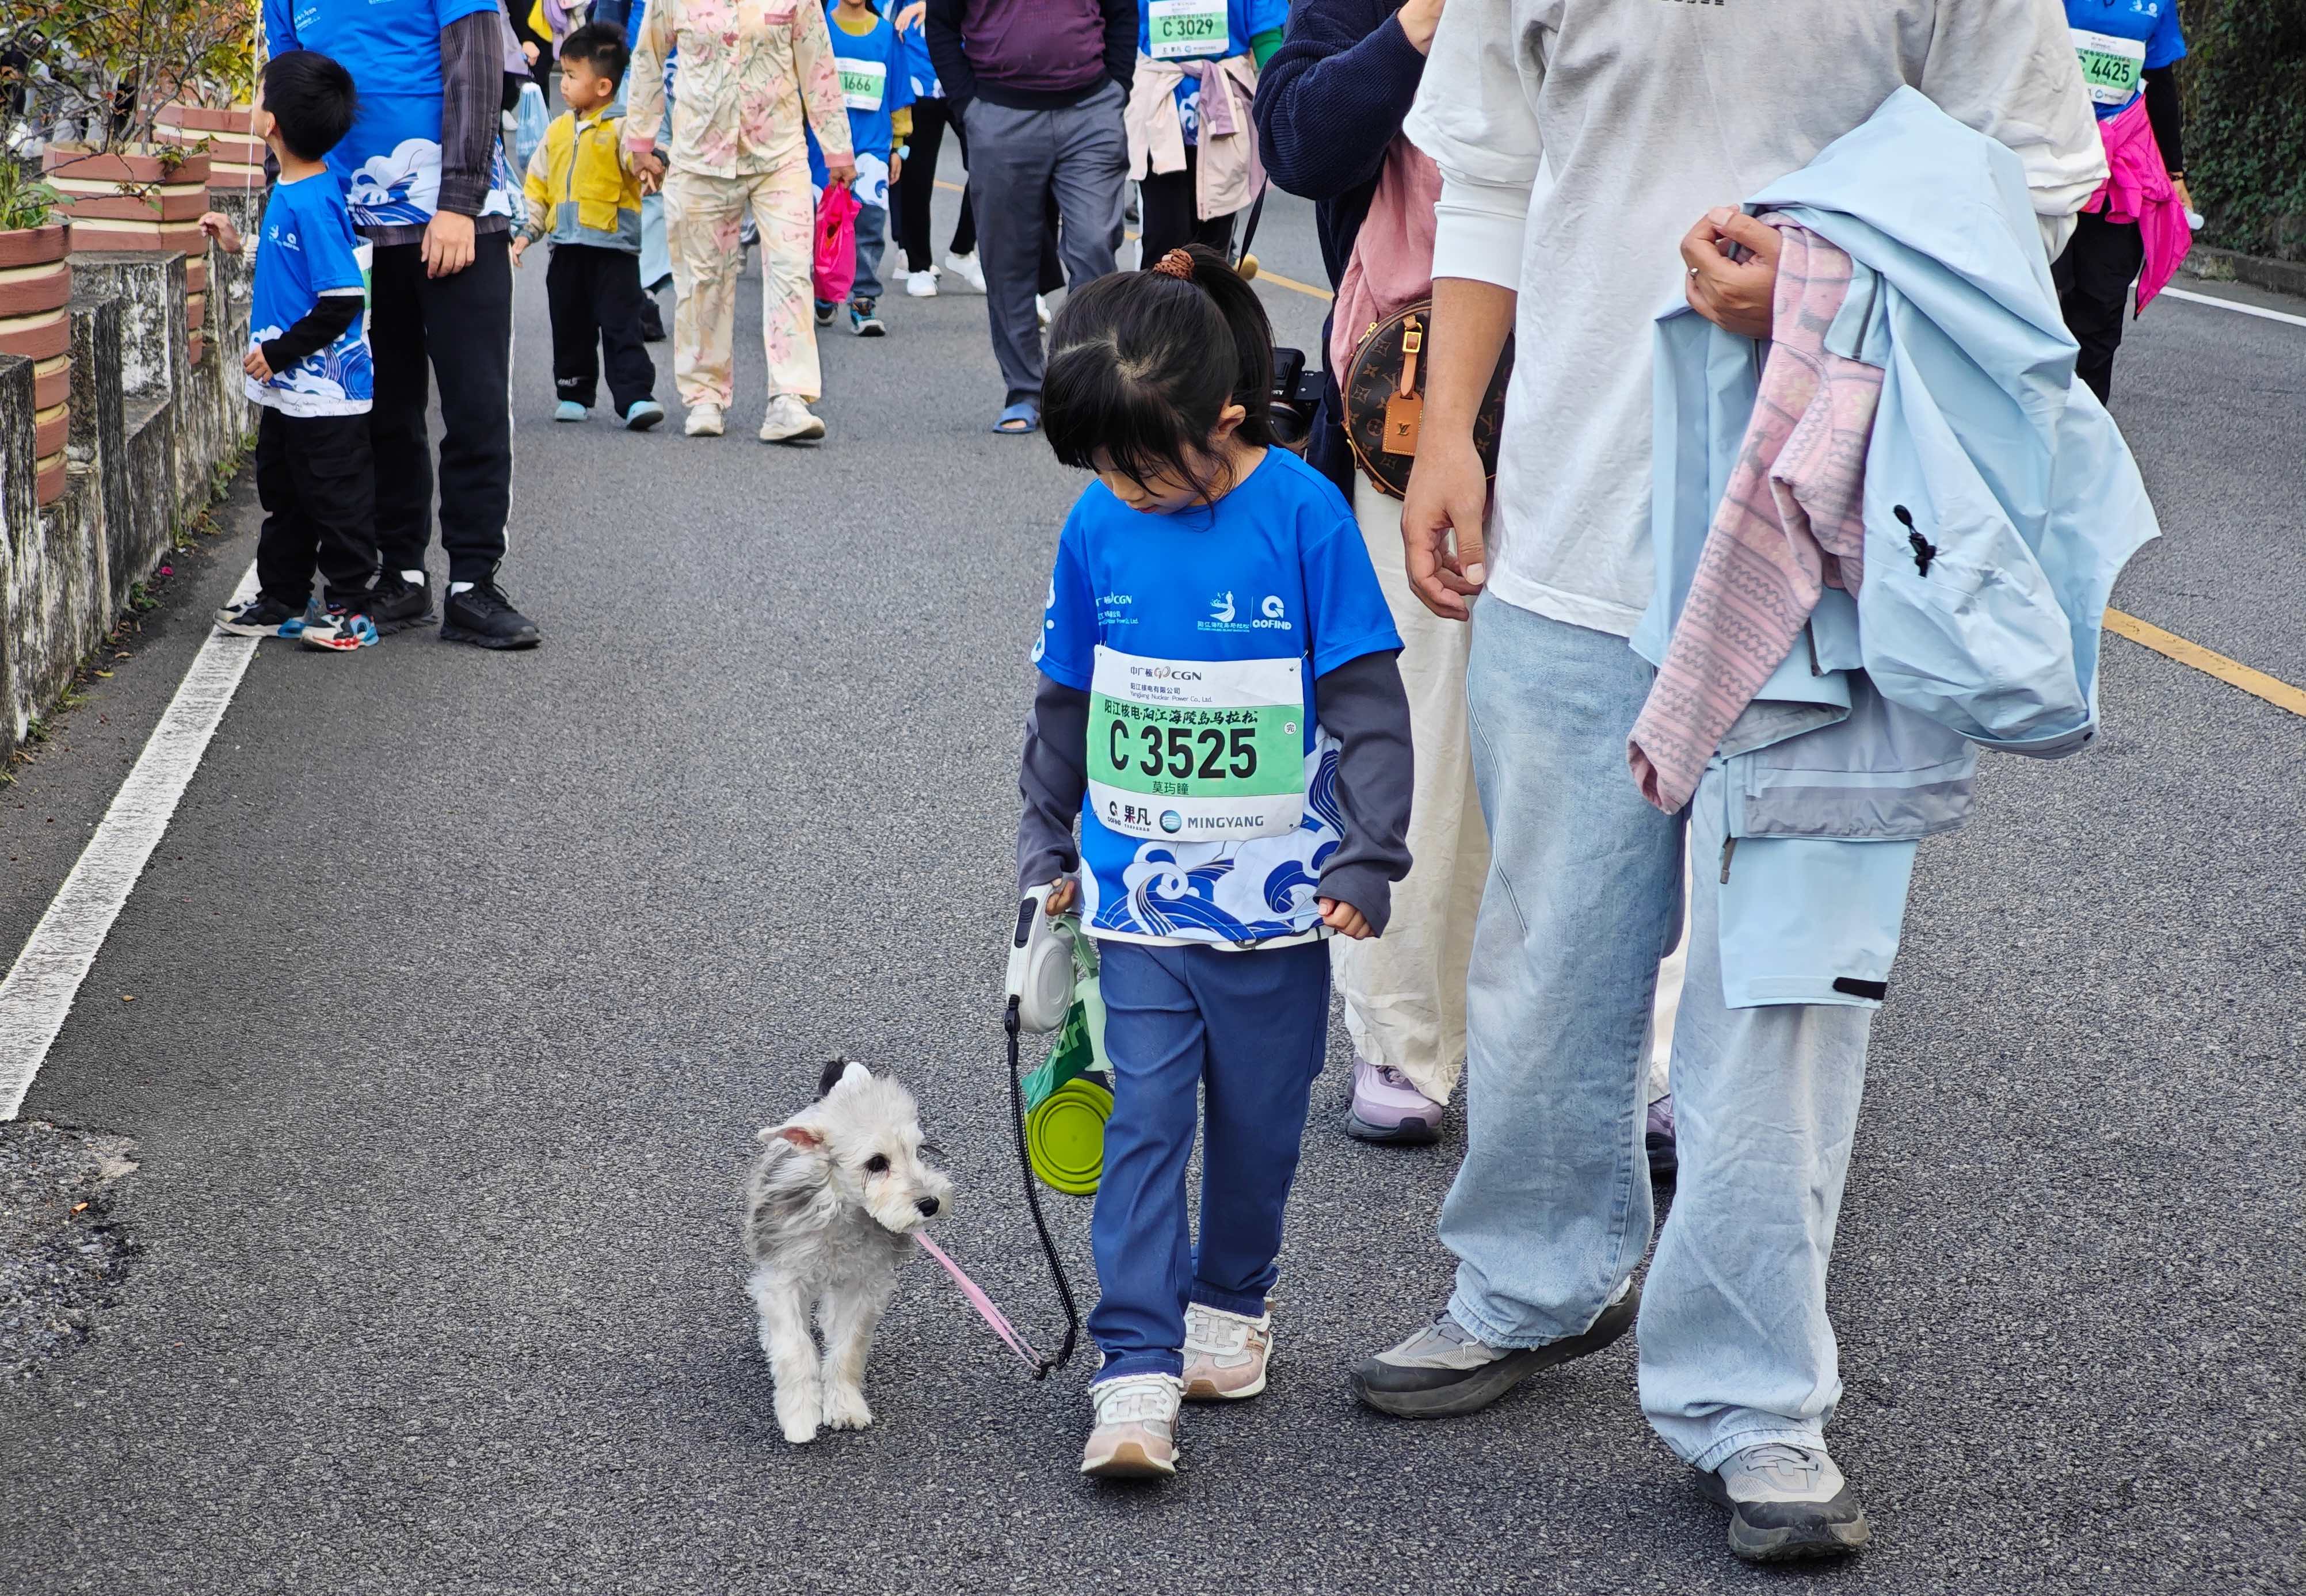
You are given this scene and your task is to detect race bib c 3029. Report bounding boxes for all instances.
[2071,26,2147,106]
[1087,645,1304,842]
[836,56,887,111]
[1148,0,1229,60]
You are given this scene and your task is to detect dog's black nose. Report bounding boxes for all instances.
[915,1197,940,1217]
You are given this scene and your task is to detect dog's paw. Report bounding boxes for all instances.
[821,1383,874,1431]
[775,1389,821,1445]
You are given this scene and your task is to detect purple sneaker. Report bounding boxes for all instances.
[1646,1093,1678,1179]
[1345,1059,1444,1145]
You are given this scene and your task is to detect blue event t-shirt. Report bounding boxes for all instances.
[827,7,914,162]
[1135,0,1283,144]
[266,0,517,227]
[2062,0,2185,120]
[1034,448,1401,947]
[245,172,373,417]
[897,12,939,102]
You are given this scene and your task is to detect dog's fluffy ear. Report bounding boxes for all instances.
[761,1121,825,1151]
[817,1056,872,1099]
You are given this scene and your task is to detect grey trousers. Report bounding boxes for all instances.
[960,82,1129,408]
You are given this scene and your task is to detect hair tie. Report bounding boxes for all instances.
[1152,248,1195,281]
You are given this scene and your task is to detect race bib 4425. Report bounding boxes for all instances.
[1087,646,1303,842]
[2071,26,2146,106]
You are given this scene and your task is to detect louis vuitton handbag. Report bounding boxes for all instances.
[1340,302,1514,501]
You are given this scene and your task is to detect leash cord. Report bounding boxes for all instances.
[1006,996,1081,1379]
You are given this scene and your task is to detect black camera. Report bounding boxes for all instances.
[1268,345,1326,456]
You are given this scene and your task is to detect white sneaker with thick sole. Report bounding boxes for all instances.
[684,402,725,437]
[1079,1373,1181,1479]
[905,268,939,297]
[1182,1303,1272,1400]
[1036,292,1052,327]
[758,394,826,443]
[943,250,986,292]
[1702,1444,1873,1563]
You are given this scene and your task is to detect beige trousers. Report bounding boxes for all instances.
[1336,475,1688,1107]
[662,163,819,409]
[1333,475,1489,1104]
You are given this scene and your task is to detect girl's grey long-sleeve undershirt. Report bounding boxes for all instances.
[1015,648,1415,935]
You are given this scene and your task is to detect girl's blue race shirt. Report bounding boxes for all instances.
[1035,448,1399,946]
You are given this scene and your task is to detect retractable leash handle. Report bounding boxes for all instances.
[1000,885,1083,1377]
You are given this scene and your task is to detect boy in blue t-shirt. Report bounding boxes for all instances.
[823,0,914,335]
[207,51,383,652]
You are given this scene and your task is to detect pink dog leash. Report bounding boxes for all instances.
[914,1232,1050,1373]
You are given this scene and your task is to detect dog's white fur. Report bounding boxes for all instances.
[742,1057,954,1444]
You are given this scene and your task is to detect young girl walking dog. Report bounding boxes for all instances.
[1016,245,1413,1477]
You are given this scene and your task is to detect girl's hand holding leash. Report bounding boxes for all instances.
[1320,898,1373,939]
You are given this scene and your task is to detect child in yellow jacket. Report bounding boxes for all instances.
[513,23,665,429]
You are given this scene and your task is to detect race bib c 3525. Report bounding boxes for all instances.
[1087,645,1303,842]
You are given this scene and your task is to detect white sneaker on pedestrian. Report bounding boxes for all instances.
[943,250,986,292]
[1181,1303,1272,1401]
[1036,293,1053,328]
[684,402,725,437]
[759,393,826,443]
[1701,1443,1872,1562]
[906,266,939,297]
[1079,1373,1181,1479]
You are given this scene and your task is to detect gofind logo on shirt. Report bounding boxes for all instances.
[1199,591,1293,635]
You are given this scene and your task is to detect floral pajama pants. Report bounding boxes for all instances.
[662,163,818,409]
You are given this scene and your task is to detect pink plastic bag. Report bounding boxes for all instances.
[813,184,860,306]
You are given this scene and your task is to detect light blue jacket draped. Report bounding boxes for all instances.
[1632,87,2159,1008]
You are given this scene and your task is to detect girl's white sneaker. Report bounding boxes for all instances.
[1079,1373,1181,1479]
[1181,1303,1273,1400]
[905,267,939,297]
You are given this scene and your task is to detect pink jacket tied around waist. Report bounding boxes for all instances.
[1627,221,1882,812]
[2086,94,2191,315]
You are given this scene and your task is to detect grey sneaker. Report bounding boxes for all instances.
[1700,1443,1872,1562]
[1350,1278,1640,1418]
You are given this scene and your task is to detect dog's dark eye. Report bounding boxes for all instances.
[864,1154,890,1174]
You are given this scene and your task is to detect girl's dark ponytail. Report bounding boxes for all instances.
[1044,245,1279,497]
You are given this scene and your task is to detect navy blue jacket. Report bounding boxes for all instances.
[1254,0,1428,490]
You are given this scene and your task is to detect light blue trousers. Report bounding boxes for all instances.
[1441,597,1872,1471]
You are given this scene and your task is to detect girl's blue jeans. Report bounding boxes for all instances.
[1087,937,1330,1384]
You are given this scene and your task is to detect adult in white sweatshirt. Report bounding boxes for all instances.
[1344,0,2103,1564]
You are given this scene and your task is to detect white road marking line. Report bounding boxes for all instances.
[2160,286,2306,330]
[0,563,261,1120]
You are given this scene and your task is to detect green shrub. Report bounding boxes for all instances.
[2181,0,2306,261]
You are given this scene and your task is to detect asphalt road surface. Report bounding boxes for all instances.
[1,186,2300,1595]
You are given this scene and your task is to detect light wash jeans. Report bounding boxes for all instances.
[1441,597,1872,1471]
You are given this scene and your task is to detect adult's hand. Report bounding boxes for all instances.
[634,150,668,194]
[1680,207,1780,341]
[1401,434,1489,620]
[1397,0,1446,54]
[424,209,478,277]
[826,158,857,187]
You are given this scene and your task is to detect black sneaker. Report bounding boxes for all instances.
[1350,1280,1641,1418]
[369,574,437,635]
[440,583,541,650]
[1699,1444,1872,1562]
[215,594,308,637]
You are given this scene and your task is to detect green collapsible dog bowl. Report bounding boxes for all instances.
[1025,1075,1112,1195]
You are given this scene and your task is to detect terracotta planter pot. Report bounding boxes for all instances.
[0,223,73,505]
[159,104,267,196]
[47,146,214,359]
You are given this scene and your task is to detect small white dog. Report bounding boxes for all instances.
[742,1057,954,1444]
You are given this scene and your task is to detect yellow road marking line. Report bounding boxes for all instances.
[2105,608,2306,718]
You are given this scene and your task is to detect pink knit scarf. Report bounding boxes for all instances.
[1628,222,1883,812]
